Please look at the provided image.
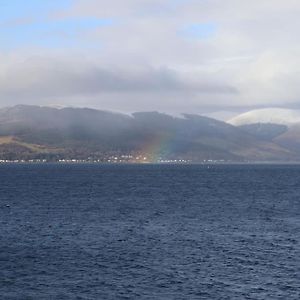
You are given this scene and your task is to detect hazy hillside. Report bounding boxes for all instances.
[238,123,288,141]
[231,109,300,160]
[0,105,298,162]
[273,124,300,152]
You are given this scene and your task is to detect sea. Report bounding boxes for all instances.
[0,163,299,299]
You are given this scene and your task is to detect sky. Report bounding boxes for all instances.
[1,0,300,118]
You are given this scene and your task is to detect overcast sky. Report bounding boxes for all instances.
[0,0,300,117]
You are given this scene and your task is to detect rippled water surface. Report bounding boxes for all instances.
[0,164,299,299]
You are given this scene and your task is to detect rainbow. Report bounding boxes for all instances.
[137,132,176,163]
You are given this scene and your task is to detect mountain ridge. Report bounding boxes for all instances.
[0,105,298,162]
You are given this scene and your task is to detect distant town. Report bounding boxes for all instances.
[0,154,229,164]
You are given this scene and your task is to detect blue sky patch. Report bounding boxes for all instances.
[0,0,72,21]
[0,15,114,49]
[180,23,217,39]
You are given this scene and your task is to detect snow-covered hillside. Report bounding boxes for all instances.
[228,108,300,127]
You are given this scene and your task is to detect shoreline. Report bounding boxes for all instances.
[2,160,300,165]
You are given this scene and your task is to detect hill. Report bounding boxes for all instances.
[0,105,297,162]
[228,108,300,127]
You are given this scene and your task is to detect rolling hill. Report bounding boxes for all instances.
[0,105,298,162]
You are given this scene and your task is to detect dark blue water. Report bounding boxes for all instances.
[0,164,299,299]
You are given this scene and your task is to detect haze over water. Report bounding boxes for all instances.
[0,164,299,299]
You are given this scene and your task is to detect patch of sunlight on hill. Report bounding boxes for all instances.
[0,136,57,153]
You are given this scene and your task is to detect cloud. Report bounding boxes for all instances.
[1,0,300,114]
[0,56,237,111]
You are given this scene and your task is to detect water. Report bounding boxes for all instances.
[0,164,299,299]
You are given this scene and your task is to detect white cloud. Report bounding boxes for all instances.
[1,0,300,114]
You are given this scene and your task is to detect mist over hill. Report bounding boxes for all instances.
[228,108,300,127]
[0,105,298,162]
